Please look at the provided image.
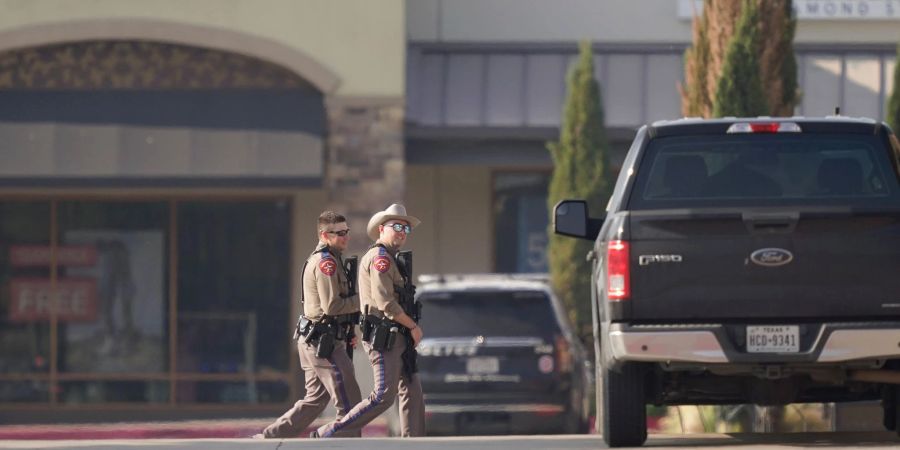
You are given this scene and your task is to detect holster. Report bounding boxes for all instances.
[331,313,360,341]
[301,318,337,359]
[362,314,398,351]
[315,330,335,358]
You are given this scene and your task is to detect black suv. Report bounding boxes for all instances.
[414,274,591,435]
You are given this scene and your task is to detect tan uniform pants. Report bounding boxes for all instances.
[316,336,425,437]
[262,339,362,438]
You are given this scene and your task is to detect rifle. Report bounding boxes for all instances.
[343,256,359,298]
[343,255,359,359]
[394,250,422,380]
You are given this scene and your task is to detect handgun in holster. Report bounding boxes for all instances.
[315,327,335,358]
[302,317,336,359]
[360,305,396,351]
[370,322,398,351]
[360,305,372,341]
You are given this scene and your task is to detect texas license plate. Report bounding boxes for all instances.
[747,325,799,353]
[466,356,499,374]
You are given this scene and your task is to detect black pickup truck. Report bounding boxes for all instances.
[554,117,900,447]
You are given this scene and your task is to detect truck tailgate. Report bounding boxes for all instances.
[627,209,900,321]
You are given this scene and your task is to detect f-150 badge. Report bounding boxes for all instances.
[638,254,683,266]
[750,248,793,267]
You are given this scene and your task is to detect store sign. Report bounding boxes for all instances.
[8,278,98,322]
[9,245,98,267]
[678,0,900,20]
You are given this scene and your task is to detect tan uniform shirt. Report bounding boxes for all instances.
[302,243,359,320]
[359,242,404,320]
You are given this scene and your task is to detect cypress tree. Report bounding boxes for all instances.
[682,0,799,118]
[682,10,711,118]
[759,0,800,116]
[547,41,612,337]
[713,0,768,117]
[888,44,900,132]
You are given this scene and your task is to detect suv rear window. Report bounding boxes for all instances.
[628,133,900,210]
[418,290,559,339]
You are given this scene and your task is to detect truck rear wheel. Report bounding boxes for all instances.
[883,386,898,432]
[884,386,900,436]
[601,362,648,447]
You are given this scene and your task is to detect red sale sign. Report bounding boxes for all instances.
[9,245,98,267]
[8,278,98,322]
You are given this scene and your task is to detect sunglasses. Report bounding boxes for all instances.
[384,223,411,234]
[324,229,350,237]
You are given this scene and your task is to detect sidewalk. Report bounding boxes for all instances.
[0,418,388,440]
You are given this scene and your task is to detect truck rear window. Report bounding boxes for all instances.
[628,134,900,209]
[418,290,560,339]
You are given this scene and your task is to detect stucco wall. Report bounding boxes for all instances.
[406,164,493,276]
[0,0,404,97]
[407,0,900,44]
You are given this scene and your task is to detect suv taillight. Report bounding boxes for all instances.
[607,240,630,301]
[554,334,573,373]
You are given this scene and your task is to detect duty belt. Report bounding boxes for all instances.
[331,312,361,326]
[361,313,396,331]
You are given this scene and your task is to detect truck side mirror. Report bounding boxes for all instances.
[554,200,603,240]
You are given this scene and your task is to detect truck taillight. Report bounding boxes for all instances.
[607,240,630,301]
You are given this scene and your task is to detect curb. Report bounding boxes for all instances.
[0,420,388,440]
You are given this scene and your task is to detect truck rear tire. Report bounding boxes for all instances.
[883,386,898,432]
[601,362,648,447]
[884,386,900,436]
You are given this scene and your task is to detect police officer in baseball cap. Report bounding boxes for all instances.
[256,210,362,438]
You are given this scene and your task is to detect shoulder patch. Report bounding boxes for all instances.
[373,255,391,273]
[318,256,337,276]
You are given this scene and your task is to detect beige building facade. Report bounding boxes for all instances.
[0,0,405,420]
[405,0,900,277]
[0,0,898,422]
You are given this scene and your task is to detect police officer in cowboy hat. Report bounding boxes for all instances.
[313,203,426,438]
[256,211,362,438]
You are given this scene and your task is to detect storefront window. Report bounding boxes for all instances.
[176,381,290,404]
[0,198,293,407]
[55,201,169,403]
[175,200,291,404]
[0,201,52,402]
[59,381,169,404]
[494,172,550,273]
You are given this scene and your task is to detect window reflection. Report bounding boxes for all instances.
[176,381,289,404]
[0,202,52,387]
[0,199,293,407]
[494,173,550,273]
[60,381,168,403]
[176,201,291,404]
[56,201,169,376]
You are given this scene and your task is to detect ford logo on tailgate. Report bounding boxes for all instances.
[750,248,794,267]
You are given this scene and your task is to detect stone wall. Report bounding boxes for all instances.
[324,98,406,255]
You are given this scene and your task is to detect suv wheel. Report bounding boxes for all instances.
[601,362,648,447]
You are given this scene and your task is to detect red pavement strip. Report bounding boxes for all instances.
[0,419,388,440]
